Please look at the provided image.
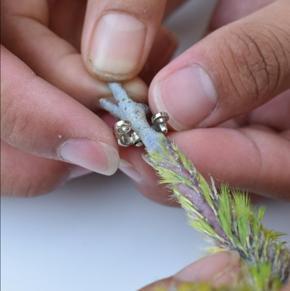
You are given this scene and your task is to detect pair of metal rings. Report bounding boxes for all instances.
[114,112,169,147]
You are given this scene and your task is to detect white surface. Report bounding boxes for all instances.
[2,1,290,291]
[2,173,290,291]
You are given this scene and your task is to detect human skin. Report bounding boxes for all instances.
[1,0,177,196]
[140,252,290,290]
[118,0,290,202]
[2,0,289,198]
[1,1,289,288]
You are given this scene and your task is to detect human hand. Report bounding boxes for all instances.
[1,0,177,196]
[140,252,240,290]
[120,0,290,203]
[140,251,290,291]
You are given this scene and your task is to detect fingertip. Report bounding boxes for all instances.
[124,78,148,103]
[149,64,218,130]
[119,149,176,206]
[82,0,167,81]
[149,82,187,130]
[58,139,119,176]
[119,159,143,183]
[68,166,92,180]
[136,183,177,206]
[140,252,240,291]
[150,1,290,131]
[174,251,240,282]
[87,11,147,81]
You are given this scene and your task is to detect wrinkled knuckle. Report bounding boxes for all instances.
[217,23,289,104]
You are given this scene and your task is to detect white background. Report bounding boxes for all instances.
[2,1,290,291]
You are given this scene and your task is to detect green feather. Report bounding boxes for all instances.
[146,143,290,290]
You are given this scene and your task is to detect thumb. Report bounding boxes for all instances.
[149,0,290,130]
[82,0,166,81]
[140,251,240,290]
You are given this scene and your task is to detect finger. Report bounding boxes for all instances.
[149,0,290,130]
[246,90,290,131]
[101,112,177,205]
[82,0,167,81]
[119,148,176,206]
[210,0,274,29]
[122,126,290,199]
[49,1,177,83]
[48,0,86,50]
[1,46,119,175]
[1,141,91,197]
[140,251,240,290]
[1,141,68,197]
[2,0,147,109]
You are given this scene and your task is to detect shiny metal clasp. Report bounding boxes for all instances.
[151,112,169,134]
[114,112,169,148]
[114,120,143,147]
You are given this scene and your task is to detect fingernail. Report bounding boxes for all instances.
[175,251,240,282]
[89,12,146,78]
[119,159,142,183]
[68,167,92,180]
[151,65,217,130]
[58,138,119,176]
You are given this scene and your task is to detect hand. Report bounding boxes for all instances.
[121,0,290,203]
[141,252,240,290]
[1,0,178,196]
[140,251,290,291]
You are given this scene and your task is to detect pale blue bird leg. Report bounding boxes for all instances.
[100,82,168,153]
